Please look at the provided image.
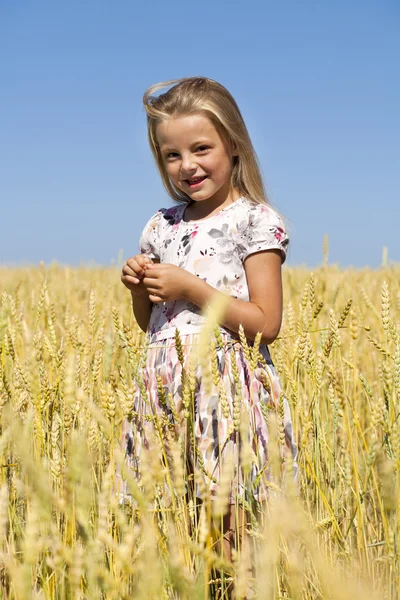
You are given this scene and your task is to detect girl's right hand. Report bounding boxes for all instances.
[121,254,153,296]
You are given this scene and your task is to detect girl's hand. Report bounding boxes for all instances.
[121,254,154,296]
[142,263,194,303]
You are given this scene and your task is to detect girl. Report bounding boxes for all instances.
[120,77,297,552]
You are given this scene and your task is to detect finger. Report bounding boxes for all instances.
[122,274,140,285]
[144,286,160,295]
[122,266,140,281]
[121,263,133,276]
[136,254,154,268]
[124,258,145,278]
[144,263,161,273]
[142,276,160,288]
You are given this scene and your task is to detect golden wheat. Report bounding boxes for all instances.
[0,263,398,599]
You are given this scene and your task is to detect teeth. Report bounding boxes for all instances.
[188,177,205,183]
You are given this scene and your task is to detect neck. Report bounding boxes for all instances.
[186,187,240,220]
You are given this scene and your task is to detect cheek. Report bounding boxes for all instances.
[209,154,233,178]
[165,163,180,181]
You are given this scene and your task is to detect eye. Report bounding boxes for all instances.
[196,145,210,153]
[165,152,179,161]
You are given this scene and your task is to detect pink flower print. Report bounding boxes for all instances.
[274,227,284,242]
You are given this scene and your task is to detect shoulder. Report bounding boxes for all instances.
[244,198,285,225]
[142,204,184,230]
[227,197,283,223]
[160,204,185,226]
[234,198,289,262]
[144,209,164,228]
[144,204,186,228]
[242,199,286,233]
[230,198,287,235]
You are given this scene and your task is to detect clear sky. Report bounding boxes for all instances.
[1,1,399,268]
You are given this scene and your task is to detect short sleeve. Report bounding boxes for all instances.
[139,210,163,259]
[239,204,289,264]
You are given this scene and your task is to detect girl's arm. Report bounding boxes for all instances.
[131,292,153,333]
[121,254,158,333]
[186,250,283,344]
[143,250,283,344]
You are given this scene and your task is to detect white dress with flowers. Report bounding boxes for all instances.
[121,197,297,503]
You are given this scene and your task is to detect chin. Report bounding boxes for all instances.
[189,188,218,200]
[190,195,213,202]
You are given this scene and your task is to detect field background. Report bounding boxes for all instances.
[0,263,399,599]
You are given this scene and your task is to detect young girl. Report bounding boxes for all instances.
[120,77,297,546]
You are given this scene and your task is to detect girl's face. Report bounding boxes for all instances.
[156,113,238,207]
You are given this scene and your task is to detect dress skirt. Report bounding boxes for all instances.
[120,331,297,505]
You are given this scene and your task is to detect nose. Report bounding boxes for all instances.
[180,153,197,175]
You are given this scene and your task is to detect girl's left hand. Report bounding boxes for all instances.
[142,263,194,303]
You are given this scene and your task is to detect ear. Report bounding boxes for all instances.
[231,142,239,157]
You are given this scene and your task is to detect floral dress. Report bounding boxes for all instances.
[120,197,297,503]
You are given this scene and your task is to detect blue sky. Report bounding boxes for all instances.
[1,1,399,267]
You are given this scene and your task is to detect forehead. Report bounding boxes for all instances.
[156,114,220,147]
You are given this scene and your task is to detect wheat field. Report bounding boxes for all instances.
[0,260,399,599]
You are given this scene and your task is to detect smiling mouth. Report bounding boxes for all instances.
[185,176,208,188]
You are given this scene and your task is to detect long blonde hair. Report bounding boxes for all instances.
[143,77,269,205]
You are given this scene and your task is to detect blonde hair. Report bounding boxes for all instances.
[143,77,269,205]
